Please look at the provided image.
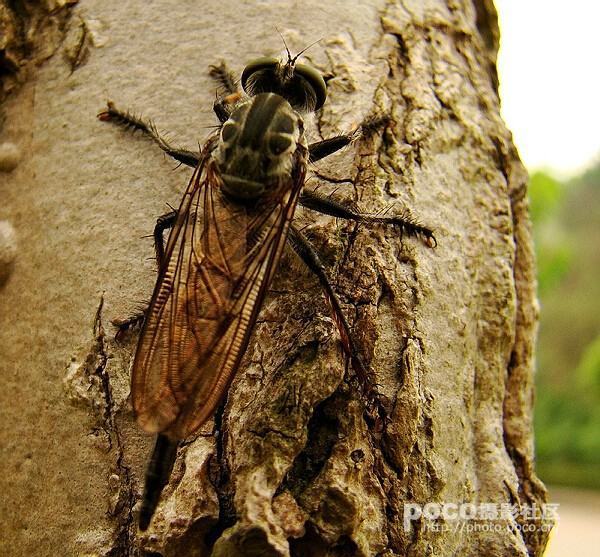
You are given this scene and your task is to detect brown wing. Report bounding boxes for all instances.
[132,147,306,439]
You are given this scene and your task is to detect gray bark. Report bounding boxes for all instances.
[0,0,549,555]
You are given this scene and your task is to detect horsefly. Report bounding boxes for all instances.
[98,44,435,531]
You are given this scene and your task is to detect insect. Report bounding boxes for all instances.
[98,44,435,531]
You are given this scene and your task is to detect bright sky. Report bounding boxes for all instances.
[495,0,600,178]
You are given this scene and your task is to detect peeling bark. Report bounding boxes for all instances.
[0,0,78,101]
[0,1,549,556]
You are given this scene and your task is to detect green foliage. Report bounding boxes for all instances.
[535,461,600,490]
[535,390,600,464]
[531,161,600,490]
[575,334,600,394]
[528,171,572,294]
[528,170,563,224]
[535,240,571,294]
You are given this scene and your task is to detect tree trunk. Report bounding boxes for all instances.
[0,1,550,556]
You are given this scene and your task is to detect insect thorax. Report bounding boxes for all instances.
[215,92,306,201]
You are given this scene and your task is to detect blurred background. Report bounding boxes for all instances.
[495,1,599,554]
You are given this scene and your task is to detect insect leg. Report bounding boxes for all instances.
[139,434,179,531]
[287,226,383,410]
[208,61,243,123]
[289,226,391,429]
[309,115,391,163]
[153,210,178,266]
[112,210,178,338]
[98,102,200,168]
[308,133,355,163]
[299,190,436,247]
[208,61,239,95]
[213,97,237,124]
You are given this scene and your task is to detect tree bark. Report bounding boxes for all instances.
[0,1,550,556]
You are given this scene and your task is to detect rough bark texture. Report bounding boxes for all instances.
[0,1,549,556]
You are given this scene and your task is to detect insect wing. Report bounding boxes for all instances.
[131,151,305,439]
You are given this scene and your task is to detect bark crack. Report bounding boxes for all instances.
[205,400,236,550]
[276,389,344,500]
[64,296,136,554]
[93,297,137,556]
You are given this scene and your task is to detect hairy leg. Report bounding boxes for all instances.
[287,225,390,427]
[98,102,200,168]
[299,190,436,247]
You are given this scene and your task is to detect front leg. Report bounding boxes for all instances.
[98,102,200,168]
[208,61,239,95]
[209,61,243,123]
[212,93,243,124]
[299,190,436,247]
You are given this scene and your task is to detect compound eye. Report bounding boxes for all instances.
[268,134,292,156]
[241,56,327,111]
[241,57,279,91]
[294,63,327,110]
[221,122,237,143]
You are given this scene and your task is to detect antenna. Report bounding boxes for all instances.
[291,38,322,64]
[275,27,293,63]
[275,27,322,65]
